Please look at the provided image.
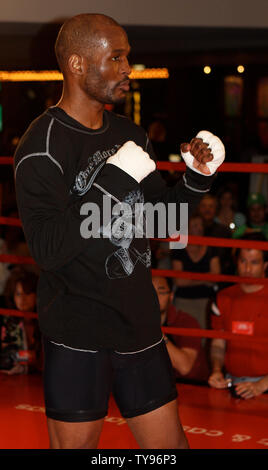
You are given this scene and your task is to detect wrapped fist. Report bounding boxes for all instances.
[106,141,156,183]
[181,130,225,176]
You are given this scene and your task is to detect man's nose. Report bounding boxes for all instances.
[120,57,131,76]
[244,262,252,273]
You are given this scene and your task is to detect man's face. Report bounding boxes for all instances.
[81,25,131,105]
[248,204,266,225]
[237,249,266,279]
[152,276,173,315]
[198,198,217,223]
[189,216,204,236]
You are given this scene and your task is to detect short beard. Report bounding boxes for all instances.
[83,66,126,105]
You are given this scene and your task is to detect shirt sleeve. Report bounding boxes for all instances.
[14,154,139,271]
[172,313,201,352]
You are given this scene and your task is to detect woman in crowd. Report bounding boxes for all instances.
[215,187,246,232]
[0,268,41,374]
[171,213,221,330]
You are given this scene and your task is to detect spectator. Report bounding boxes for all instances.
[233,192,268,240]
[215,187,246,231]
[171,214,220,329]
[198,194,232,239]
[150,240,172,270]
[0,235,10,296]
[198,193,233,275]
[209,234,268,399]
[147,120,168,161]
[0,268,41,374]
[152,275,209,382]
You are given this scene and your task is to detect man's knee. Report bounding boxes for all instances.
[47,417,104,449]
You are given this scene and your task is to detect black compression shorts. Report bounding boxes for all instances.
[43,336,178,423]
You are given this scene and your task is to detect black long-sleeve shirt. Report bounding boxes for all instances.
[14,106,216,352]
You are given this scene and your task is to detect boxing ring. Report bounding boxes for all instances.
[0,157,268,449]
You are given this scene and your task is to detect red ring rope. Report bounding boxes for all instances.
[1,156,268,173]
[0,254,35,264]
[0,157,13,165]
[1,156,268,344]
[1,217,268,251]
[0,307,266,343]
[151,268,268,284]
[0,217,22,227]
[155,235,268,250]
[156,161,268,173]
[0,308,37,319]
[161,326,268,343]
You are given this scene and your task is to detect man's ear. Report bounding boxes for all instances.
[68,54,83,75]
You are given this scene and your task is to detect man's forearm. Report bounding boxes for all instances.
[165,338,197,376]
[210,339,226,372]
[258,375,268,393]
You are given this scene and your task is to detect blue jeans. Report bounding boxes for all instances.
[225,373,264,385]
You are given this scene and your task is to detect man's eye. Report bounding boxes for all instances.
[112,56,120,61]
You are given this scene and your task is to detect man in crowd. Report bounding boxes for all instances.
[152,276,209,382]
[233,192,268,240]
[198,194,231,239]
[198,194,232,275]
[209,234,268,399]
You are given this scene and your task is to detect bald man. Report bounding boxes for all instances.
[14,14,221,449]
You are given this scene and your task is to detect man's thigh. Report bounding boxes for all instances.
[112,339,178,420]
[111,339,188,448]
[126,398,188,449]
[43,338,112,424]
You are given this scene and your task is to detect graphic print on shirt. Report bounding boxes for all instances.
[71,145,121,196]
[100,189,151,279]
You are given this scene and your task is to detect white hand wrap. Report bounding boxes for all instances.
[106,141,156,183]
[181,130,225,175]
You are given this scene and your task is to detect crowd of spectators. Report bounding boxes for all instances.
[0,161,268,399]
[150,183,268,397]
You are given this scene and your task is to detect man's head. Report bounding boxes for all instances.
[55,13,131,104]
[152,276,173,322]
[188,214,204,237]
[247,193,266,226]
[198,194,218,225]
[234,234,268,291]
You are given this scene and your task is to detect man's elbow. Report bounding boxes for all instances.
[178,362,194,376]
[30,248,62,271]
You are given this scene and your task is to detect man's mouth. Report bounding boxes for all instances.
[118,80,130,91]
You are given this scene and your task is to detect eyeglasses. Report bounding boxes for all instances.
[157,290,171,295]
